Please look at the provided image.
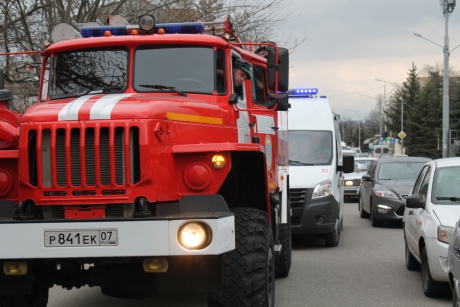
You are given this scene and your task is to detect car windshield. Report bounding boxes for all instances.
[288,130,333,166]
[354,159,374,173]
[134,46,214,94]
[433,166,460,204]
[377,162,426,181]
[47,48,129,99]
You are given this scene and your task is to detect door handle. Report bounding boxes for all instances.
[408,211,413,215]
[455,246,460,252]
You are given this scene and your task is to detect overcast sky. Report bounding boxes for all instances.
[279,0,460,122]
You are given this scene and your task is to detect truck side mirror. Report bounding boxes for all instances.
[267,47,289,92]
[267,92,290,111]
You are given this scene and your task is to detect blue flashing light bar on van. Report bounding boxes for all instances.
[288,88,319,97]
[81,22,204,38]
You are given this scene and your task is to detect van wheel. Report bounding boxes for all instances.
[208,208,275,307]
[324,218,340,247]
[370,202,383,227]
[359,196,369,218]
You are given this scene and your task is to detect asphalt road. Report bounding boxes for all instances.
[47,201,452,307]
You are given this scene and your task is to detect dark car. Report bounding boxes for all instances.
[358,156,431,227]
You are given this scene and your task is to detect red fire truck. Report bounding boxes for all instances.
[0,15,292,306]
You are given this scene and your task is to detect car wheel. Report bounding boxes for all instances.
[404,239,420,271]
[370,201,383,227]
[324,218,340,247]
[421,246,445,297]
[359,195,369,218]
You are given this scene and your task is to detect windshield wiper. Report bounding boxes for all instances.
[76,86,125,97]
[139,84,187,97]
[289,160,314,166]
[436,197,460,202]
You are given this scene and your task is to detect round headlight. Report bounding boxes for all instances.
[178,222,212,250]
[139,14,155,31]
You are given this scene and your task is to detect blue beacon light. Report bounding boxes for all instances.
[290,88,319,97]
[80,23,204,38]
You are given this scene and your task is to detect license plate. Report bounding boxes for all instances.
[44,230,118,247]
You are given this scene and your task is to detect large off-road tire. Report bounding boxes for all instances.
[370,202,383,227]
[359,195,369,218]
[453,287,460,307]
[208,208,275,307]
[421,246,445,297]
[404,239,420,271]
[324,217,340,247]
[0,268,49,307]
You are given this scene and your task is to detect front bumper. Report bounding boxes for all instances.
[344,186,360,197]
[373,196,405,221]
[0,213,235,259]
[291,194,338,235]
[425,237,449,282]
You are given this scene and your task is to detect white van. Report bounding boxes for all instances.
[371,144,391,158]
[287,89,354,247]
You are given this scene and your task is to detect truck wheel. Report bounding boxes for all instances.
[405,239,420,271]
[421,246,445,297]
[275,223,292,278]
[208,208,275,307]
[275,195,291,279]
[359,196,369,218]
[1,269,49,307]
[324,218,340,247]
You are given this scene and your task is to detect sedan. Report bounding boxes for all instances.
[343,157,376,200]
[404,157,460,297]
[359,156,431,227]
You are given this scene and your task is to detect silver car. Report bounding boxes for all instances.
[343,157,376,200]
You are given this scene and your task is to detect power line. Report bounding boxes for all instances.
[328,86,383,98]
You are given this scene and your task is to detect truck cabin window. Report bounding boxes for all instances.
[134,47,215,94]
[47,48,128,100]
[289,130,333,166]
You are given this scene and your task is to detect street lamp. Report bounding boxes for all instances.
[413,0,456,158]
[375,79,404,154]
[357,93,382,135]
[344,109,361,149]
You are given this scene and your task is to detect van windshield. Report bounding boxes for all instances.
[289,130,333,166]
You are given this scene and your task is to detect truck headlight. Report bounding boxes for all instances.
[344,180,354,186]
[312,180,332,199]
[178,222,212,250]
[438,225,454,244]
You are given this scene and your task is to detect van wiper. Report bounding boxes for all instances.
[139,84,187,97]
[76,86,125,97]
[436,197,460,202]
[289,160,314,166]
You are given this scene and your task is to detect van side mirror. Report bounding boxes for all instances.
[405,195,425,209]
[339,155,354,173]
[267,47,289,92]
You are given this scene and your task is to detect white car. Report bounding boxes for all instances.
[404,157,460,297]
[343,157,377,199]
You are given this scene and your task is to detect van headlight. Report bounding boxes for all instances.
[312,180,332,199]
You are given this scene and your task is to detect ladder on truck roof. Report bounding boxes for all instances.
[202,15,245,43]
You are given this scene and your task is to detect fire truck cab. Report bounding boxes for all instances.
[0,15,290,307]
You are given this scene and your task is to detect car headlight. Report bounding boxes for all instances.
[375,190,398,199]
[312,180,332,199]
[438,225,454,244]
[344,180,354,187]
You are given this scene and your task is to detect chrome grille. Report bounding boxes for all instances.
[28,125,140,189]
[354,179,361,186]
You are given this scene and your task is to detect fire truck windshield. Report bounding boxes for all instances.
[133,46,215,94]
[47,47,128,100]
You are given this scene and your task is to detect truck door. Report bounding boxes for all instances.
[248,64,277,192]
